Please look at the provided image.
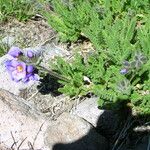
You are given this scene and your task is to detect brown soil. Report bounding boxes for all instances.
[0,18,56,48]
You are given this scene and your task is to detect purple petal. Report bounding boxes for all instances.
[4,60,12,66]
[26,50,34,58]
[22,73,39,83]
[29,74,39,81]
[11,70,26,81]
[8,47,23,58]
[22,73,31,83]
[120,68,128,74]
[9,60,20,67]
[27,65,34,73]
[5,60,15,71]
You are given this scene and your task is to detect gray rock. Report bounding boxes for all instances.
[45,113,109,150]
[0,54,39,97]
[72,97,104,127]
[0,37,70,98]
[0,89,49,150]
[72,97,119,141]
[0,90,108,150]
[134,136,149,150]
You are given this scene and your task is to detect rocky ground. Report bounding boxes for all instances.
[0,18,149,150]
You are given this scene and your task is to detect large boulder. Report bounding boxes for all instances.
[0,89,109,150]
[73,97,119,140]
[45,113,109,150]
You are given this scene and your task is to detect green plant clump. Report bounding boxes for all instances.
[41,0,99,42]
[47,0,150,115]
[0,0,36,22]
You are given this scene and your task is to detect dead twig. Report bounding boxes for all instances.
[32,122,45,148]
[28,141,34,150]
[10,131,18,150]
[17,137,27,150]
[26,85,44,101]
[112,116,135,150]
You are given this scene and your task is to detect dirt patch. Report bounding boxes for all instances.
[0,18,56,48]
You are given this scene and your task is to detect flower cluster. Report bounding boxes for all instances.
[5,47,39,83]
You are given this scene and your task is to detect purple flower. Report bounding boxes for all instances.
[8,47,23,58]
[5,60,26,82]
[22,65,39,82]
[5,60,39,83]
[22,73,39,83]
[120,68,128,74]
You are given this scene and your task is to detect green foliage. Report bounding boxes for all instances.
[52,50,150,115]
[41,0,97,42]
[42,0,150,42]
[0,37,8,57]
[51,54,88,97]
[49,0,150,115]
[0,0,36,22]
[0,44,7,57]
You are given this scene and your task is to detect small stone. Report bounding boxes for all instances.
[72,97,104,127]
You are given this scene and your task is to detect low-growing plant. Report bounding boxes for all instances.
[52,48,150,115]
[0,0,36,22]
[41,0,98,42]
[41,0,150,43]
[49,2,150,115]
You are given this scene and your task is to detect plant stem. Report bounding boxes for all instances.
[38,65,70,82]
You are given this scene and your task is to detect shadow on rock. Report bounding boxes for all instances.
[52,111,119,150]
[37,74,62,96]
[52,100,150,150]
[53,128,109,150]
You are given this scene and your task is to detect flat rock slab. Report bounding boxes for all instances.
[45,113,109,150]
[0,89,49,150]
[73,97,104,127]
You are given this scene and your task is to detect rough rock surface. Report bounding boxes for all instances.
[1,36,15,47]
[0,89,108,150]
[0,89,49,150]
[45,113,109,150]
[72,97,120,142]
[72,97,104,127]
